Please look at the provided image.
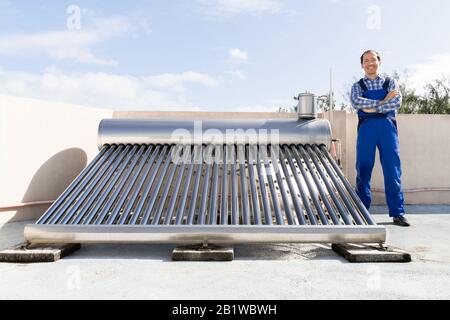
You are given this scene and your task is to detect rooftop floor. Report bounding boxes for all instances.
[1,205,449,300]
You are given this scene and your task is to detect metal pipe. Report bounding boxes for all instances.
[262,146,283,225]
[270,145,294,225]
[25,224,386,245]
[283,146,318,225]
[304,145,353,225]
[57,145,124,225]
[0,200,55,212]
[247,145,261,225]
[318,145,376,225]
[208,145,221,225]
[117,145,160,225]
[37,146,110,224]
[296,145,340,225]
[198,145,213,225]
[278,147,306,225]
[151,145,182,225]
[91,145,144,225]
[98,118,332,148]
[311,144,363,224]
[107,145,153,225]
[140,145,173,225]
[230,145,239,225]
[290,145,329,225]
[29,138,387,246]
[175,146,196,225]
[129,145,168,225]
[306,145,363,225]
[70,145,131,225]
[83,144,139,224]
[220,145,229,225]
[45,146,116,225]
[255,145,272,225]
[163,146,190,225]
[238,144,250,225]
[186,146,203,225]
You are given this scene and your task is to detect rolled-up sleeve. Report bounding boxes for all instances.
[351,82,382,111]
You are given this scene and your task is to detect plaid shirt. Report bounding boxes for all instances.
[351,75,402,113]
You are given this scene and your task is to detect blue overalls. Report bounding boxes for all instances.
[356,78,405,217]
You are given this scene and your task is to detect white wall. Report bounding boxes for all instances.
[0,95,113,222]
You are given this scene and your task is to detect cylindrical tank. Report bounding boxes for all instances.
[98,118,332,149]
[296,92,318,119]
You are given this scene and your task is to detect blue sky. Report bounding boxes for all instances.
[1,0,450,111]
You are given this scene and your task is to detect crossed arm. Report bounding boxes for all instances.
[351,80,402,113]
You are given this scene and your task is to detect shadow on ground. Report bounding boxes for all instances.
[58,243,345,263]
[63,244,176,262]
[234,244,344,261]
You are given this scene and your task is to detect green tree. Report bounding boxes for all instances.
[417,78,450,114]
[392,71,421,114]
[393,71,450,114]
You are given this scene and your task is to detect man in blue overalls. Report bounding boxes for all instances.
[351,50,409,227]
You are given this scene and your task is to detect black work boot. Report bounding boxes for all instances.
[393,216,410,227]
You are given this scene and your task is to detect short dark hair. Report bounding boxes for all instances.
[360,50,381,65]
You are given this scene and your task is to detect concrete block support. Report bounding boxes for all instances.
[332,243,411,263]
[172,244,234,261]
[0,242,81,263]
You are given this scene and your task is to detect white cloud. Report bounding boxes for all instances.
[407,53,450,93]
[226,49,248,80]
[198,0,283,17]
[0,66,219,110]
[224,69,246,79]
[144,71,220,92]
[0,17,130,65]
[229,48,248,61]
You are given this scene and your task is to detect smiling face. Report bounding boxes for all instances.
[362,51,380,78]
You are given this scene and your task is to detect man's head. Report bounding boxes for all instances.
[360,50,381,77]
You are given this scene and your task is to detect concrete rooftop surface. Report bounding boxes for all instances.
[0,205,449,300]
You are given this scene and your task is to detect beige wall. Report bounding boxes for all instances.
[328,111,450,205]
[1,98,449,223]
[0,95,113,223]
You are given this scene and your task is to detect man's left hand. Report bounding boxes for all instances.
[362,108,377,113]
